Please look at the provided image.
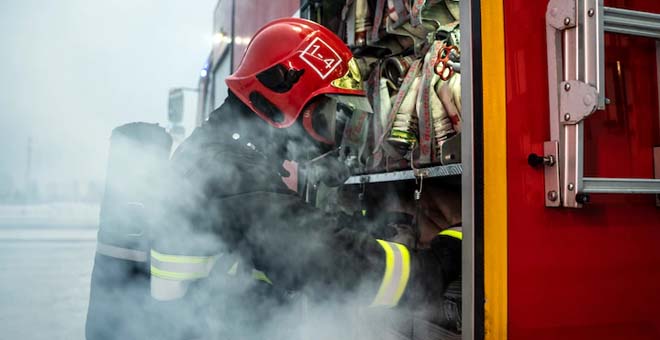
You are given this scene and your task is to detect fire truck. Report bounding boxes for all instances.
[169,0,660,339]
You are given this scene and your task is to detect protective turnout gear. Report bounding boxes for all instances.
[226,18,370,145]
[149,92,462,339]
[434,227,463,336]
[86,123,172,340]
[149,16,461,339]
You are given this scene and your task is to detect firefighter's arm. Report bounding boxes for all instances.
[218,191,461,310]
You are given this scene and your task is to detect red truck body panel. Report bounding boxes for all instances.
[504,0,660,338]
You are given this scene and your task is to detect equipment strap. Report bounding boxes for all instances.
[366,63,384,169]
[446,73,462,130]
[96,241,147,262]
[371,240,411,308]
[389,0,411,29]
[410,0,426,27]
[416,40,444,163]
[375,58,422,160]
[340,0,356,44]
[341,0,355,21]
[385,18,430,57]
[371,0,387,42]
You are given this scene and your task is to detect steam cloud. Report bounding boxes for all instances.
[86,112,421,340]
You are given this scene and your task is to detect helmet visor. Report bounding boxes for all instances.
[331,58,363,91]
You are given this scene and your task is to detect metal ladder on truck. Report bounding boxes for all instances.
[539,0,660,208]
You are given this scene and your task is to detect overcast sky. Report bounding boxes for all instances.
[0,0,217,188]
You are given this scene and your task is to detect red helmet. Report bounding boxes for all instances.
[226,18,365,138]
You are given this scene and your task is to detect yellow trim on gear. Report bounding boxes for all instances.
[392,243,410,304]
[150,265,208,281]
[150,249,215,264]
[481,0,508,338]
[372,239,395,306]
[252,269,273,285]
[439,229,463,240]
[371,240,410,307]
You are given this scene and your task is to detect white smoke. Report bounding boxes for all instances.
[83,110,461,340]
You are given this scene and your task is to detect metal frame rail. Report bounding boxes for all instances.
[544,0,660,208]
[344,164,463,185]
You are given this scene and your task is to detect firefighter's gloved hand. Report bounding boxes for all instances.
[430,230,462,284]
[406,247,448,320]
[403,231,462,326]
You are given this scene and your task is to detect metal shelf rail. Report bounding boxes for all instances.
[344,164,463,185]
[544,0,660,208]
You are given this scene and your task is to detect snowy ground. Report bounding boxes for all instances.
[0,240,96,340]
[0,203,99,340]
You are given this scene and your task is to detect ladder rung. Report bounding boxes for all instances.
[604,7,660,39]
[582,177,660,194]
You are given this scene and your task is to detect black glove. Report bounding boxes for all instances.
[401,233,462,329]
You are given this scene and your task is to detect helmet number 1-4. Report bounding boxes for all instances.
[300,37,342,79]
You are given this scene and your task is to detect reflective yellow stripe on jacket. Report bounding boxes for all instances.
[439,228,463,240]
[150,249,220,301]
[150,249,219,281]
[96,242,147,262]
[370,240,411,308]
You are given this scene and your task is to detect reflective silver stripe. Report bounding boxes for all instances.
[371,240,411,308]
[96,242,147,262]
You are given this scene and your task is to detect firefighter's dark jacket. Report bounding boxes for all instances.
[151,94,461,337]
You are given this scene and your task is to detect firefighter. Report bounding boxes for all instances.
[149,18,462,339]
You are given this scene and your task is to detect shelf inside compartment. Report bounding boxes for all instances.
[344,163,462,185]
